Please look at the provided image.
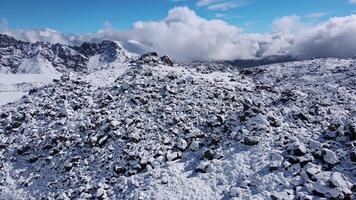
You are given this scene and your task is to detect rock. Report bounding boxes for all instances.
[270,191,290,200]
[290,175,304,187]
[0,112,8,118]
[203,149,214,160]
[288,163,301,175]
[161,55,174,67]
[96,187,108,200]
[243,136,259,146]
[267,115,281,127]
[322,148,339,165]
[176,139,188,151]
[313,179,341,199]
[109,120,120,130]
[349,123,356,140]
[229,187,241,198]
[350,150,356,162]
[189,141,200,151]
[12,121,22,129]
[293,143,307,156]
[196,162,210,173]
[17,145,31,155]
[329,172,352,195]
[269,152,284,170]
[97,135,108,147]
[114,165,127,174]
[295,113,309,122]
[166,151,180,161]
[304,162,321,178]
[308,139,322,150]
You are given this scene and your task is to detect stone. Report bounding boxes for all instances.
[288,163,301,176]
[109,120,120,130]
[166,151,180,161]
[161,55,174,67]
[322,148,339,165]
[229,187,241,198]
[349,123,356,140]
[189,141,199,151]
[114,165,127,174]
[304,162,321,178]
[270,192,290,200]
[293,143,307,156]
[329,172,352,195]
[176,139,188,151]
[203,149,214,160]
[196,162,210,173]
[269,152,284,170]
[243,136,259,146]
[350,150,356,162]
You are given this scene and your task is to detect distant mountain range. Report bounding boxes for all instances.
[0,34,130,74]
[1,34,305,74]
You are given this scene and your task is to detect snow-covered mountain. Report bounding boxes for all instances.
[0,49,355,200]
[0,34,131,74]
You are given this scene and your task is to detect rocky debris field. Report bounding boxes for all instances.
[0,57,355,199]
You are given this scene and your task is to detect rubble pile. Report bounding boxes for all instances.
[0,58,355,199]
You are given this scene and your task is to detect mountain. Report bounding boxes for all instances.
[0,34,131,74]
[223,55,302,68]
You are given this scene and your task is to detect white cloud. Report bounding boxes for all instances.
[119,7,246,60]
[304,12,329,19]
[2,7,356,60]
[293,14,356,58]
[272,15,305,34]
[2,28,71,45]
[197,0,248,11]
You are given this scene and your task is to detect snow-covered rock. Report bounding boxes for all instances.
[0,55,355,199]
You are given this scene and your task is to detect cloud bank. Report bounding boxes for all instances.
[2,7,356,61]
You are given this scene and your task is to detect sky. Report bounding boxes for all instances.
[1,0,355,34]
[1,0,356,61]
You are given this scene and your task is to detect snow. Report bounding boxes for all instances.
[87,55,101,71]
[0,91,26,105]
[0,73,59,105]
[17,57,59,74]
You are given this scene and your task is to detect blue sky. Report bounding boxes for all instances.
[0,0,355,33]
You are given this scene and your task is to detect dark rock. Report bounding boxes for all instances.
[294,113,309,122]
[12,121,22,129]
[349,123,356,140]
[17,145,31,155]
[350,150,356,162]
[0,112,9,118]
[203,149,214,160]
[293,143,307,156]
[243,136,259,146]
[161,55,174,67]
[114,165,127,174]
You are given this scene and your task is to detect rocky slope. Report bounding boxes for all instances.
[0,55,355,199]
[0,34,131,74]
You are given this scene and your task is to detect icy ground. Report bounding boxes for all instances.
[0,73,60,106]
[0,58,355,199]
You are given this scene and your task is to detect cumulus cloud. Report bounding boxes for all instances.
[1,7,356,60]
[293,15,356,58]
[1,27,73,45]
[118,7,248,60]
